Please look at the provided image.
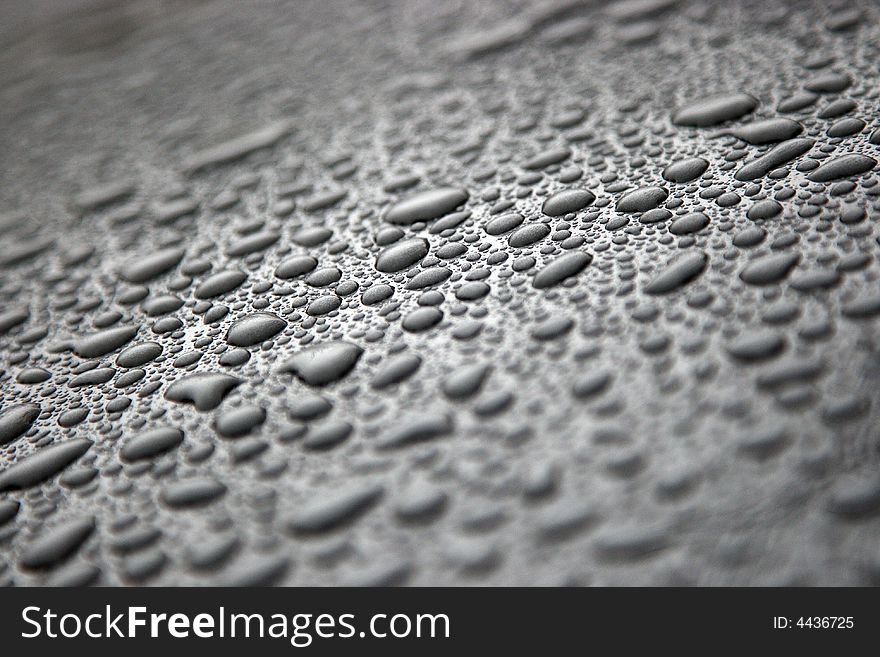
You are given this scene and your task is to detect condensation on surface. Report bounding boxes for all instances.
[1,0,880,586]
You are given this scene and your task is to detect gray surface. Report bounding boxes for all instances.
[1,0,880,586]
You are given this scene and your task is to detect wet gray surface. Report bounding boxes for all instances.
[2,0,880,586]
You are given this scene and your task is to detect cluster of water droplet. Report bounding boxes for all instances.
[1,0,880,585]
